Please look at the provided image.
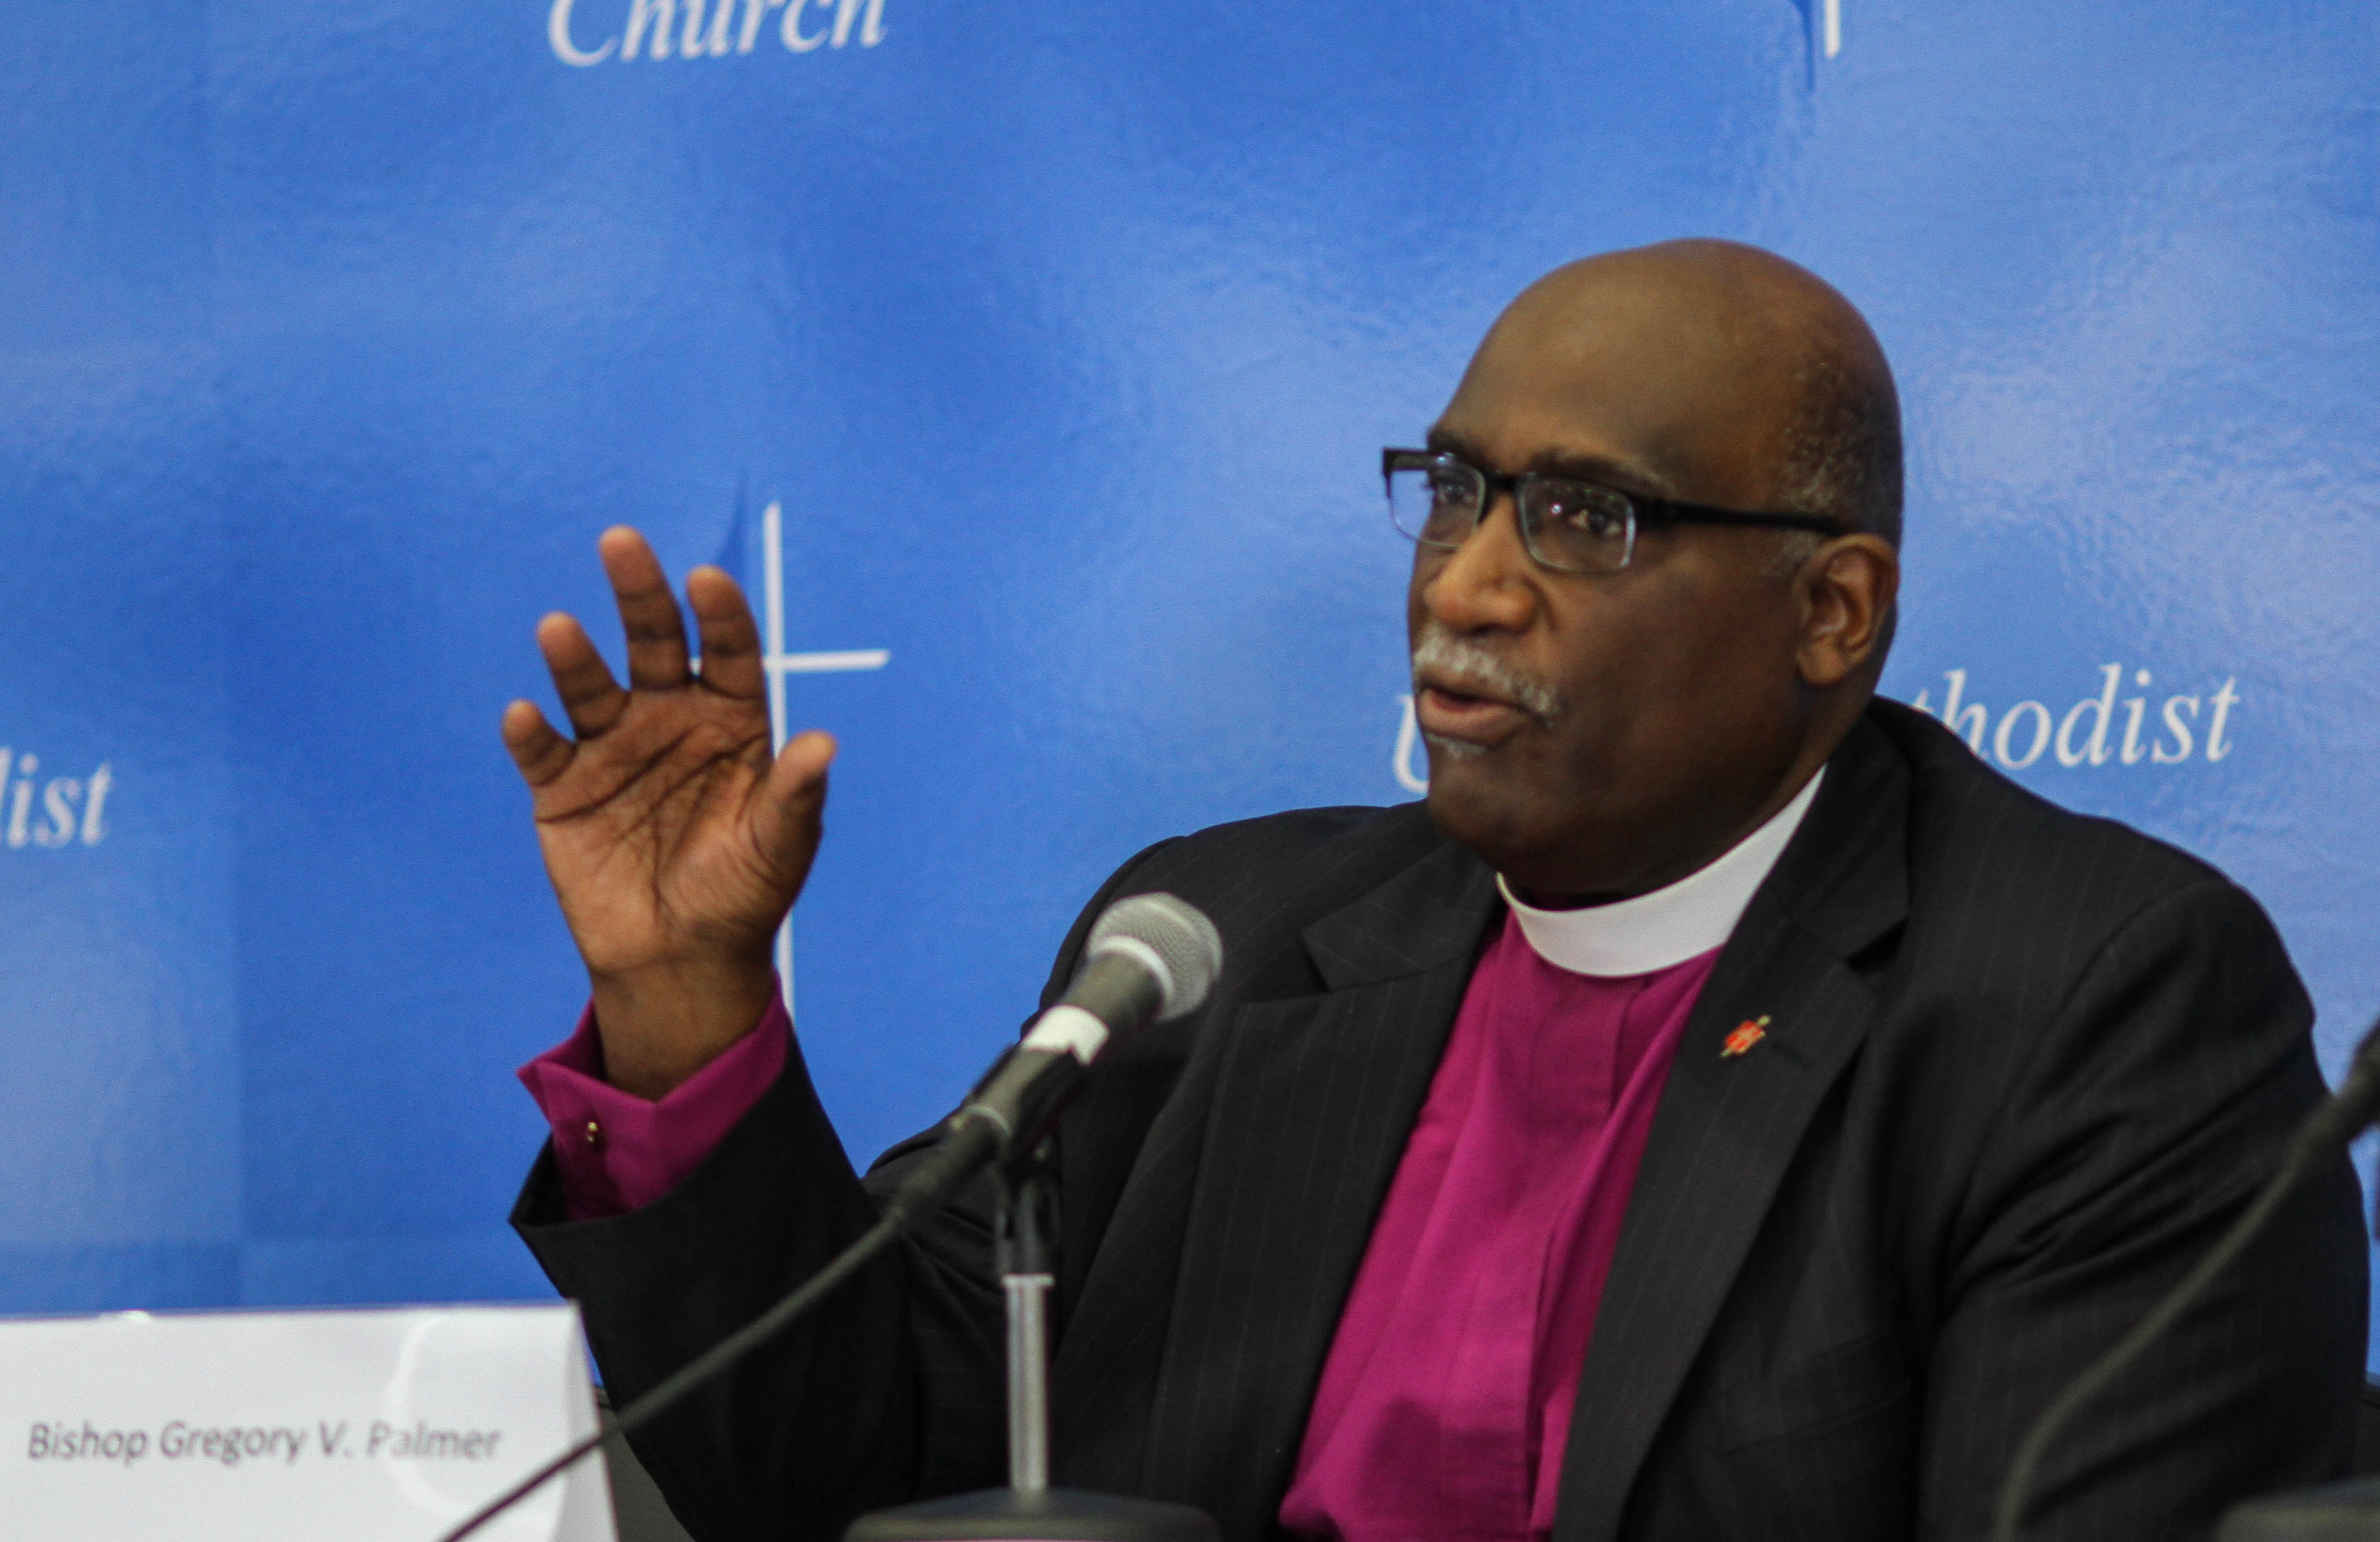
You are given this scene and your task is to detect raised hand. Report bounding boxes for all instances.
[502,527,834,1098]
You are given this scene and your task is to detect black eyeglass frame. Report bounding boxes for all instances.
[1382,447,1851,575]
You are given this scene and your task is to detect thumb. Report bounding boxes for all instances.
[747,729,837,889]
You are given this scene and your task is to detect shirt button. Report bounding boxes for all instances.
[583,1120,604,1150]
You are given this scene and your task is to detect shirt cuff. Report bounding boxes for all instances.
[517,986,793,1222]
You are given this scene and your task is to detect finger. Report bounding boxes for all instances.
[537,611,630,738]
[686,565,767,701]
[748,730,837,887]
[598,527,693,690]
[500,699,575,787]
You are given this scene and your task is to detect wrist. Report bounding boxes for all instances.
[587,953,778,1101]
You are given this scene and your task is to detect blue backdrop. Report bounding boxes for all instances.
[4,0,2378,1364]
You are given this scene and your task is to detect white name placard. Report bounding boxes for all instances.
[0,1302,615,1541]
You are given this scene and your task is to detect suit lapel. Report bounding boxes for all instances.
[1551,719,1911,1542]
[1131,841,1499,1538]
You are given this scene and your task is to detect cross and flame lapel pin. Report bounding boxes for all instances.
[1721,1015,1771,1058]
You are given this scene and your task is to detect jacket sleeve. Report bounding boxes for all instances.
[1917,878,2368,1541]
[515,1034,954,1542]
[510,840,1179,1542]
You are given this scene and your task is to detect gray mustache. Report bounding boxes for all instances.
[1410,625,1562,725]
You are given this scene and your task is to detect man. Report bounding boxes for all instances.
[505,241,2364,1541]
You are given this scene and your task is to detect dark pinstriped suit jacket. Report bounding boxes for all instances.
[516,700,2366,1542]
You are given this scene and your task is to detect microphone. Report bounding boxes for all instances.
[985,893,1223,1133]
[892,895,1224,1214]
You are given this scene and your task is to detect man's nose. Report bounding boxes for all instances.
[1419,494,1540,633]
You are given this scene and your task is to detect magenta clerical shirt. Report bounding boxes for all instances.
[1275,920,1716,1541]
[1274,770,1823,1541]
[519,773,1824,1539]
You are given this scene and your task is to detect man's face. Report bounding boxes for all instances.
[1408,274,1820,899]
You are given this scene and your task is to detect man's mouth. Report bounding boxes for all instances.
[1408,625,1561,751]
[1413,677,1535,746]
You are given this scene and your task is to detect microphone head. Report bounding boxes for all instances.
[1087,893,1224,1020]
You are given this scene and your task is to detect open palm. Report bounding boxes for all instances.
[502,527,834,1095]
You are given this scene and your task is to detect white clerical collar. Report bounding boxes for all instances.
[1497,769,1826,978]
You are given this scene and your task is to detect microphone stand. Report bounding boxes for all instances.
[1993,1014,2380,1541]
[845,1141,1218,1541]
[1001,1145,1058,1497]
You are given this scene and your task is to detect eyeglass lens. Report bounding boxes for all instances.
[1387,459,1637,573]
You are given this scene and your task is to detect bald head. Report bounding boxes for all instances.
[1469,239,1901,546]
[1408,240,1904,900]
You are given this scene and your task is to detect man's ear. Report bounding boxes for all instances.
[1794,535,1900,689]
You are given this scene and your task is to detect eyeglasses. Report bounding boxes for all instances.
[1383,448,1849,575]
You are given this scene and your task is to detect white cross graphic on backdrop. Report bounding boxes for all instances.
[750,498,889,1011]
[1823,0,1842,57]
